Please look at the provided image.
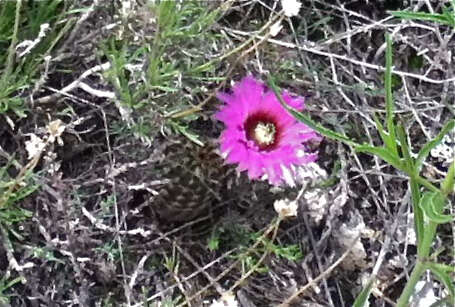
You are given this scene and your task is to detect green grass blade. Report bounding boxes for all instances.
[427,262,455,274]
[384,33,398,155]
[442,5,455,27]
[410,177,424,252]
[416,119,455,171]
[373,113,396,150]
[395,123,429,247]
[396,124,414,172]
[390,11,454,26]
[353,277,375,307]
[441,161,455,196]
[356,145,405,171]
[286,107,358,146]
[267,76,360,148]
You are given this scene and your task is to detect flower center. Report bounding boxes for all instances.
[244,111,280,151]
[253,122,276,146]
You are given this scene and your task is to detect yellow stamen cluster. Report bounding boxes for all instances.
[254,122,276,146]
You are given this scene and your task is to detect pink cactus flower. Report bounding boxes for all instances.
[215,76,321,185]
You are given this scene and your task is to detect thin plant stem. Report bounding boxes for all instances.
[416,176,440,193]
[410,176,424,253]
[396,260,427,307]
[384,33,398,156]
[441,160,455,196]
[396,183,443,306]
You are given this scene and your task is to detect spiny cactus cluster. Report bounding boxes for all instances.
[152,137,238,222]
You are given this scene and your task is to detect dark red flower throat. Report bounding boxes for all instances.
[244,111,281,151]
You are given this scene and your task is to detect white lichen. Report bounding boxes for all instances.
[274,198,298,218]
[209,292,239,307]
[25,134,46,160]
[281,0,302,17]
[430,127,454,166]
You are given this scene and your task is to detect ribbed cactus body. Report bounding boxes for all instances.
[153,137,237,222]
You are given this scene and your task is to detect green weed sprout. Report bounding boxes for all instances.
[269,33,455,307]
[390,0,455,28]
